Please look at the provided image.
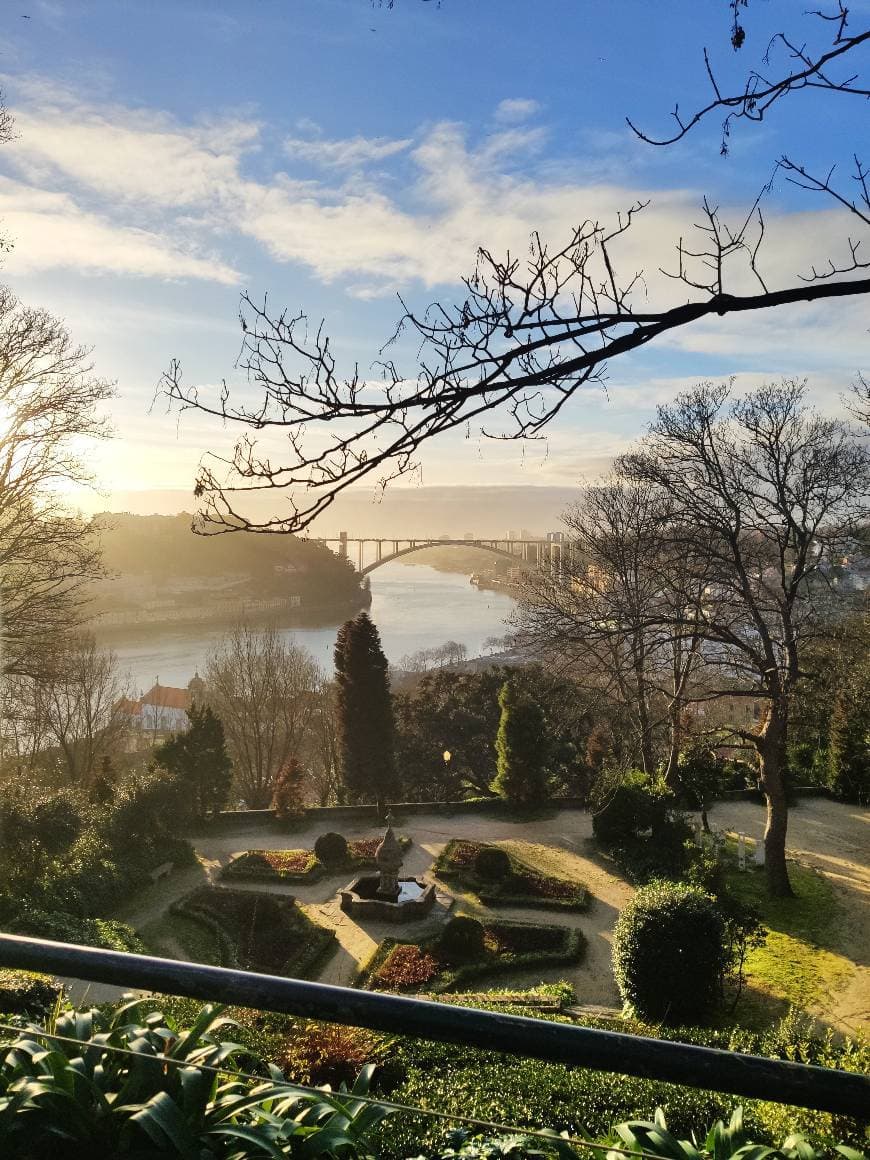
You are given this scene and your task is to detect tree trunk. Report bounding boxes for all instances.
[661,700,682,788]
[756,708,794,897]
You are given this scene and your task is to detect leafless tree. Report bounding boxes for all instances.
[516,479,708,780]
[1,633,130,786]
[0,287,114,677]
[619,379,870,896]
[204,622,320,808]
[302,677,342,806]
[160,4,870,535]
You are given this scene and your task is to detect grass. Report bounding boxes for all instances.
[433,839,590,910]
[356,919,586,993]
[141,912,227,966]
[722,841,855,1024]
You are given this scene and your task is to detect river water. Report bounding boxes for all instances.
[110,562,516,691]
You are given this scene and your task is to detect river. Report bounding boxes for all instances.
[110,562,516,691]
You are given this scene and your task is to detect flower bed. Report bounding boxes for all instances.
[171,886,335,978]
[221,836,412,884]
[433,840,589,911]
[358,919,585,994]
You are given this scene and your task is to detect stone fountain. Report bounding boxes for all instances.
[339,816,436,923]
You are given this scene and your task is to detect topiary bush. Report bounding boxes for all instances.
[0,969,63,1017]
[439,915,486,962]
[314,831,348,866]
[612,881,727,1024]
[473,846,512,881]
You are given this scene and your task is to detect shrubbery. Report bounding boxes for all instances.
[0,969,63,1016]
[474,846,511,881]
[315,831,349,866]
[439,915,486,962]
[612,881,728,1023]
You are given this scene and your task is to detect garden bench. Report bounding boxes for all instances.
[148,861,174,883]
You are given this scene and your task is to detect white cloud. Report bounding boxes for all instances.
[283,133,412,168]
[495,98,541,124]
[0,178,240,282]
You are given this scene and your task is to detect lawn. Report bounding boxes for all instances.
[170,886,336,978]
[357,919,585,993]
[723,842,855,1025]
[221,837,412,884]
[433,839,590,910]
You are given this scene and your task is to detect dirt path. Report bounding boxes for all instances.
[712,799,870,1035]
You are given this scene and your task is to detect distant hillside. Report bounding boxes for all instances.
[88,513,368,629]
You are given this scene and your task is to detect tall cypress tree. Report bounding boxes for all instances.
[828,683,870,803]
[491,680,550,807]
[334,612,399,817]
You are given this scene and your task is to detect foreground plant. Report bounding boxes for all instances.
[0,1000,388,1158]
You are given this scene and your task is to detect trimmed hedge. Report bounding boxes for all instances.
[171,886,336,979]
[220,836,413,885]
[434,840,589,911]
[0,969,63,1017]
[612,881,728,1023]
[357,921,586,994]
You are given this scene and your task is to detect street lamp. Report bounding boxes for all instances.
[442,749,452,765]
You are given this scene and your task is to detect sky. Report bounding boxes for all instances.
[2,0,869,527]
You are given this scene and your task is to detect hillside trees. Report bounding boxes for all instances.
[161,5,870,536]
[204,624,319,808]
[0,288,114,676]
[334,612,399,816]
[154,703,233,821]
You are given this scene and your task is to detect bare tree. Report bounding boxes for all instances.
[160,4,870,535]
[0,287,114,676]
[204,622,319,808]
[620,379,870,896]
[1,633,130,786]
[302,677,342,806]
[517,479,707,780]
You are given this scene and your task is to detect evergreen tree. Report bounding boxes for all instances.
[334,613,399,817]
[271,755,306,820]
[155,703,233,821]
[491,680,550,807]
[828,684,870,804]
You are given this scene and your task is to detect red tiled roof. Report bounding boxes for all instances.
[116,697,142,715]
[140,684,190,710]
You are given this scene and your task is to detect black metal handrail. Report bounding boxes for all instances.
[0,934,866,1120]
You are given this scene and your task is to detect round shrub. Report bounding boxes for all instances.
[439,915,486,962]
[612,881,727,1024]
[314,832,348,866]
[474,846,512,881]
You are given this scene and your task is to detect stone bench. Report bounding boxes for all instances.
[148,861,174,883]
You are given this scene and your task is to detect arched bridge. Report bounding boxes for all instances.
[314,534,564,575]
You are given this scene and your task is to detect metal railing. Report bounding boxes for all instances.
[0,934,866,1120]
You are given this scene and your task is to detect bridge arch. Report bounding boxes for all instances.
[359,539,527,576]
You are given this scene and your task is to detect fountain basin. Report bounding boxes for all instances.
[339,874,436,922]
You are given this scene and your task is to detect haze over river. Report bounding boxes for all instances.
[111,562,516,691]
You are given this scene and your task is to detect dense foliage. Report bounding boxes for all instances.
[272,756,307,820]
[155,702,233,820]
[612,882,728,1024]
[439,915,486,962]
[394,666,593,802]
[0,970,62,1017]
[0,768,190,951]
[315,831,350,866]
[335,613,400,814]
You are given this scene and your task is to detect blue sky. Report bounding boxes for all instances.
[2,0,868,519]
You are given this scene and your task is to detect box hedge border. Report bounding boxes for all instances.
[434,839,590,912]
